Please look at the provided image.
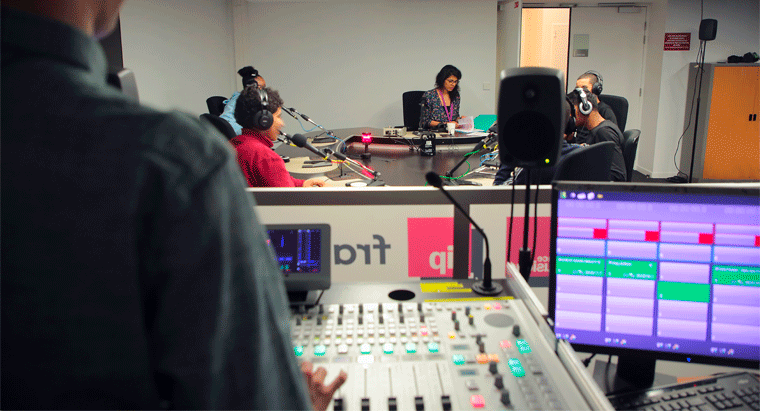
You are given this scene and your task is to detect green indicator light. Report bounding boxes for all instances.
[428,342,439,353]
[294,346,304,357]
[406,343,417,354]
[516,339,532,353]
[314,345,326,356]
[508,358,525,377]
[452,354,465,365]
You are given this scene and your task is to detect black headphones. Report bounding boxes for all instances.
[252,88,274,130]
[565,96,577,135]
[583,70,603,95]
[575,87,593,116]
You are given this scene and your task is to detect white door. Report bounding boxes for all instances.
[567,6,647,132]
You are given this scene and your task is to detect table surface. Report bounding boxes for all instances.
[277,127,498,186]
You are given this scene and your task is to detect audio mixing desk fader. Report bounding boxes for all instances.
[289,270,612,410]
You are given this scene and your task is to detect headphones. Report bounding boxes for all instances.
[252,88,274,130]
[575,87,593,116]
[583,70,603,95]
[565,96,577,135]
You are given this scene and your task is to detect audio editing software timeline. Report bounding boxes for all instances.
[551,184,759,367]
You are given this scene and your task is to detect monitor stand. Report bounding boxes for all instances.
[592,355,677,394]
[287,290,321,307]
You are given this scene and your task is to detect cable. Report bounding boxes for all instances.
[669,1,708,181]
[582,353,597,367]
[506,180,517,262]
[530,181,539,263]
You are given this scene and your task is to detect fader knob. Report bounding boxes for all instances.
[451,311,457,321]
[319,304,324,314]
[468,315,474,326]
[494,374,504,389]
[465,306,471,316]
[478,341,485,353]
[500,389,511,406]
[454,320,460,331]
[417,302,422,311]
[513,325,521,337]
[489,361,498,375]
[359,304,363,314]
[339,304,344,315]
[378,303,383,313]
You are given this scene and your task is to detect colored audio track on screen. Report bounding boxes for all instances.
[553,192,759,361]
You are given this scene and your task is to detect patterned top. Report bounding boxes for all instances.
[419,88,461,130]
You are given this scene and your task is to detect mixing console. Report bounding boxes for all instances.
[291,298,606,410]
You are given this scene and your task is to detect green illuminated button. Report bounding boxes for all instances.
[360,343,372,354]
[314,345,327,356]
[406,343,417,354]
[516,339,532,354]
[507,358,525,377]
[294,346,304,357]
[452,354,466,365]
[428,342,439,353]
[383,343,394,354]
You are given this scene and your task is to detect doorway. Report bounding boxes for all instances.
[520,6,647,132]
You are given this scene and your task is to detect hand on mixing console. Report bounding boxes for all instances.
[301,361,348,411]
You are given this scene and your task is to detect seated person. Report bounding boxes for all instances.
[419,64,464,131]
[573,71,618,143]
[220,66,266,136]
[494,97,581,185]
[567,87,627,181]
[231,86,325,187]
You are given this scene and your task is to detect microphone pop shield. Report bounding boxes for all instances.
[425,172,443,188]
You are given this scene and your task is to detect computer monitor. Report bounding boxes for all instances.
[549,182,759,389]
[265,224,330,305]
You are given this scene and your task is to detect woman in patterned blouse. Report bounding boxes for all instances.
[419,65,463,131]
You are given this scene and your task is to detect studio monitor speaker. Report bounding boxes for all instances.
[699,19,717,41]
[498,67,565,168]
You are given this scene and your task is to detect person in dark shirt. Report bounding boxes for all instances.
[567,87,627,182]
[1,1,344,409]
[419,64,464,130]
[573,71,619,144]
[220,66,267,135]
[231,86,326,187]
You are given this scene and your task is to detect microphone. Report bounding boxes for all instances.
[281,106,299,120]
[425,172,503,296]
[288,133,329,160]
[289,107,312,122]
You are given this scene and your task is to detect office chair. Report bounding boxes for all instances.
[599,94,628,132]
[206,96,228,116]
[402,91,425,131]
[554,141,616,182]
[200,113,237,140]
[623,129,640,182]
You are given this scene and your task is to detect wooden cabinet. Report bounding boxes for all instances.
[680,64,759,182]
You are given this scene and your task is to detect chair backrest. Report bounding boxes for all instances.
[554,141,616,182]
[599,94,628,132]
[622,129,640,182]
[200,113,237,140]
[206,96,228,116]
[402,91,425,131]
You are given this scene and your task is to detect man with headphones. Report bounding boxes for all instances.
[220,66,267,136]
[567,87,627,182]
[231,86,326,187]
[494,97,582,185]
[574,71,618,144]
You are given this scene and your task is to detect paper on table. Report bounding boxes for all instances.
[457,116,475,131]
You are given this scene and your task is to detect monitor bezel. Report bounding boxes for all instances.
[548,181,760,370]
[265,223,331,292]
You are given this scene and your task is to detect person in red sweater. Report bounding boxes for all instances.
[231,86,325,187]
